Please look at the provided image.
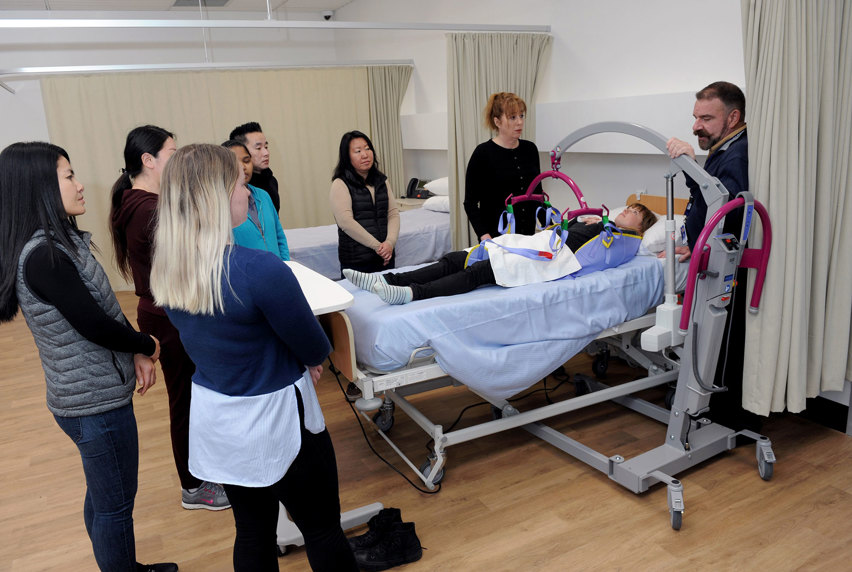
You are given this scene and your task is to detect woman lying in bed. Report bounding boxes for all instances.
[344,203,657,304]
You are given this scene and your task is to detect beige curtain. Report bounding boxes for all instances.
[41,67,370,288]
[447,32,552,249]
[741,0,852,414]
[368,65,413,198]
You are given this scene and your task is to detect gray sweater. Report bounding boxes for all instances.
[16,230,137,417]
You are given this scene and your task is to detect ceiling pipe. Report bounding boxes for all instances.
[0,18,550,32]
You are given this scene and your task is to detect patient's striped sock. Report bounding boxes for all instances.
[372,282,413,305]
[343,268,387,292]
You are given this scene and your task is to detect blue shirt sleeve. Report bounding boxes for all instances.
[274,212,290,261]
[246,254,330,366]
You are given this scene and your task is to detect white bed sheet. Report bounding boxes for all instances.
[287,208,451,280]
[342,254,679,401]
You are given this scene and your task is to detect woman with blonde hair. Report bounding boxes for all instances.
[463,92,542,241]
[150,144,357,572]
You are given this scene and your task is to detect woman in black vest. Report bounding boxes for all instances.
[330,131,400,274]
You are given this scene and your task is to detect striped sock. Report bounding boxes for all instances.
[342,268,387,292]
[372,282,413,305]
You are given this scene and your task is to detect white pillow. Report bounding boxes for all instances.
[608,206,684,253]
[423,177,449,196]
[422,195,451,212]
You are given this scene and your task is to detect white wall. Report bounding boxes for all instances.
[0,9,338,150]
[0,0,746,237]
[334,0,745,207]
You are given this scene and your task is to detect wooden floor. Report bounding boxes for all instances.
[2,291,851,571]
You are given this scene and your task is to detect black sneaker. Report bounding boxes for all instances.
[354,521,422,571]
[137,563,178,572]
[348,507,402,551]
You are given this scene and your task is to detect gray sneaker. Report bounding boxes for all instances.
[181,481,230,511]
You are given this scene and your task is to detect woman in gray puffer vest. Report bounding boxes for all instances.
[0,142,177,572]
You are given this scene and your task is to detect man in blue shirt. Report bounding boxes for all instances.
[664,81,759,431]
[665,81,748,261]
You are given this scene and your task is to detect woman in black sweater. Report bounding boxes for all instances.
[463,92,542,241]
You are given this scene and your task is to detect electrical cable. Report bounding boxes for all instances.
[329,359,573,493]
[422,368,573,453]
[328,359,441,495]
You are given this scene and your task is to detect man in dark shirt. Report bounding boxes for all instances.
[229,122,280,212]
[665,81,758,431]
[665,81,748,261]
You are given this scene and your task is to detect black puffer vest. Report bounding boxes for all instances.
[337,171,392,271]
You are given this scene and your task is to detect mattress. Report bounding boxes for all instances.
[287,208,451,280]
[341,254,674,400]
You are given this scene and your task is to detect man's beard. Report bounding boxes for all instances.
[694,129,720,150]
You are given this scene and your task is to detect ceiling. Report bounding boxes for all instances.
[0,1,354,13]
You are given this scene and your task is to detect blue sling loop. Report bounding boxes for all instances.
[465,225,567,268]
[498,202,562,235]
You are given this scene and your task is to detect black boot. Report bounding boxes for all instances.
[348,507,402,551]
[354,521,422,571]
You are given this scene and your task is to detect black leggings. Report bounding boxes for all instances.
[384,250,496,300]
[222,391,357,572]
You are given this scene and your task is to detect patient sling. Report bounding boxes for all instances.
[464,227,582,287]
[571,223,642,277]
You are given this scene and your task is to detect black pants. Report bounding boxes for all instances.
[340,252,395,275]
[222,390,357,572]
[136,308,200,490]
[384,250,496,300]
[710,267,761,431]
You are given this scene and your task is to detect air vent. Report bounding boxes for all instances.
[173,0,231,7]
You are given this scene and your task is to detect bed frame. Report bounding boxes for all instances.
[323,122,775,530]
[320,198,679,493]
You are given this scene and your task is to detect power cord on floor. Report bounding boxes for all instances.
[328,359,442,495]
[423,366,574,454]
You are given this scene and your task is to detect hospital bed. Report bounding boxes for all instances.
[320,122,775,530]
[287,207,452,279]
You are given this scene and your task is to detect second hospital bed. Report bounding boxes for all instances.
[288,205,452,280]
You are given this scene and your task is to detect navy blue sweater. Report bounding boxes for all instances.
[684,128,748,248]
[165,246,330,397]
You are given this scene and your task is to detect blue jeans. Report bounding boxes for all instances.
[54,403,139,572]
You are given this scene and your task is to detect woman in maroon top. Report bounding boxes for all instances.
[109,125,229,511]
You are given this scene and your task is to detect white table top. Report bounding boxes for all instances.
[285,260,353,315]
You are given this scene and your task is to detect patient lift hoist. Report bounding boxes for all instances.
[355,122,775,530]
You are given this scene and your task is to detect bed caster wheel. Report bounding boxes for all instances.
[372,410,394,433]
[574,375,591,396]
[758,459,774,481]
[664,387,676,409]
[592,350,610,378]
[756,436,775,481]
[419,459,445,485]
[277,545,290,557]
[670,510,683,531]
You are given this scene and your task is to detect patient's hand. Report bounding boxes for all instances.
[657,245,692,262]
[578,215,602,225]
[480,233,492,241]
[666,137,696,160]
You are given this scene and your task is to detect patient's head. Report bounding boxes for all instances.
[614,203,657,234]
